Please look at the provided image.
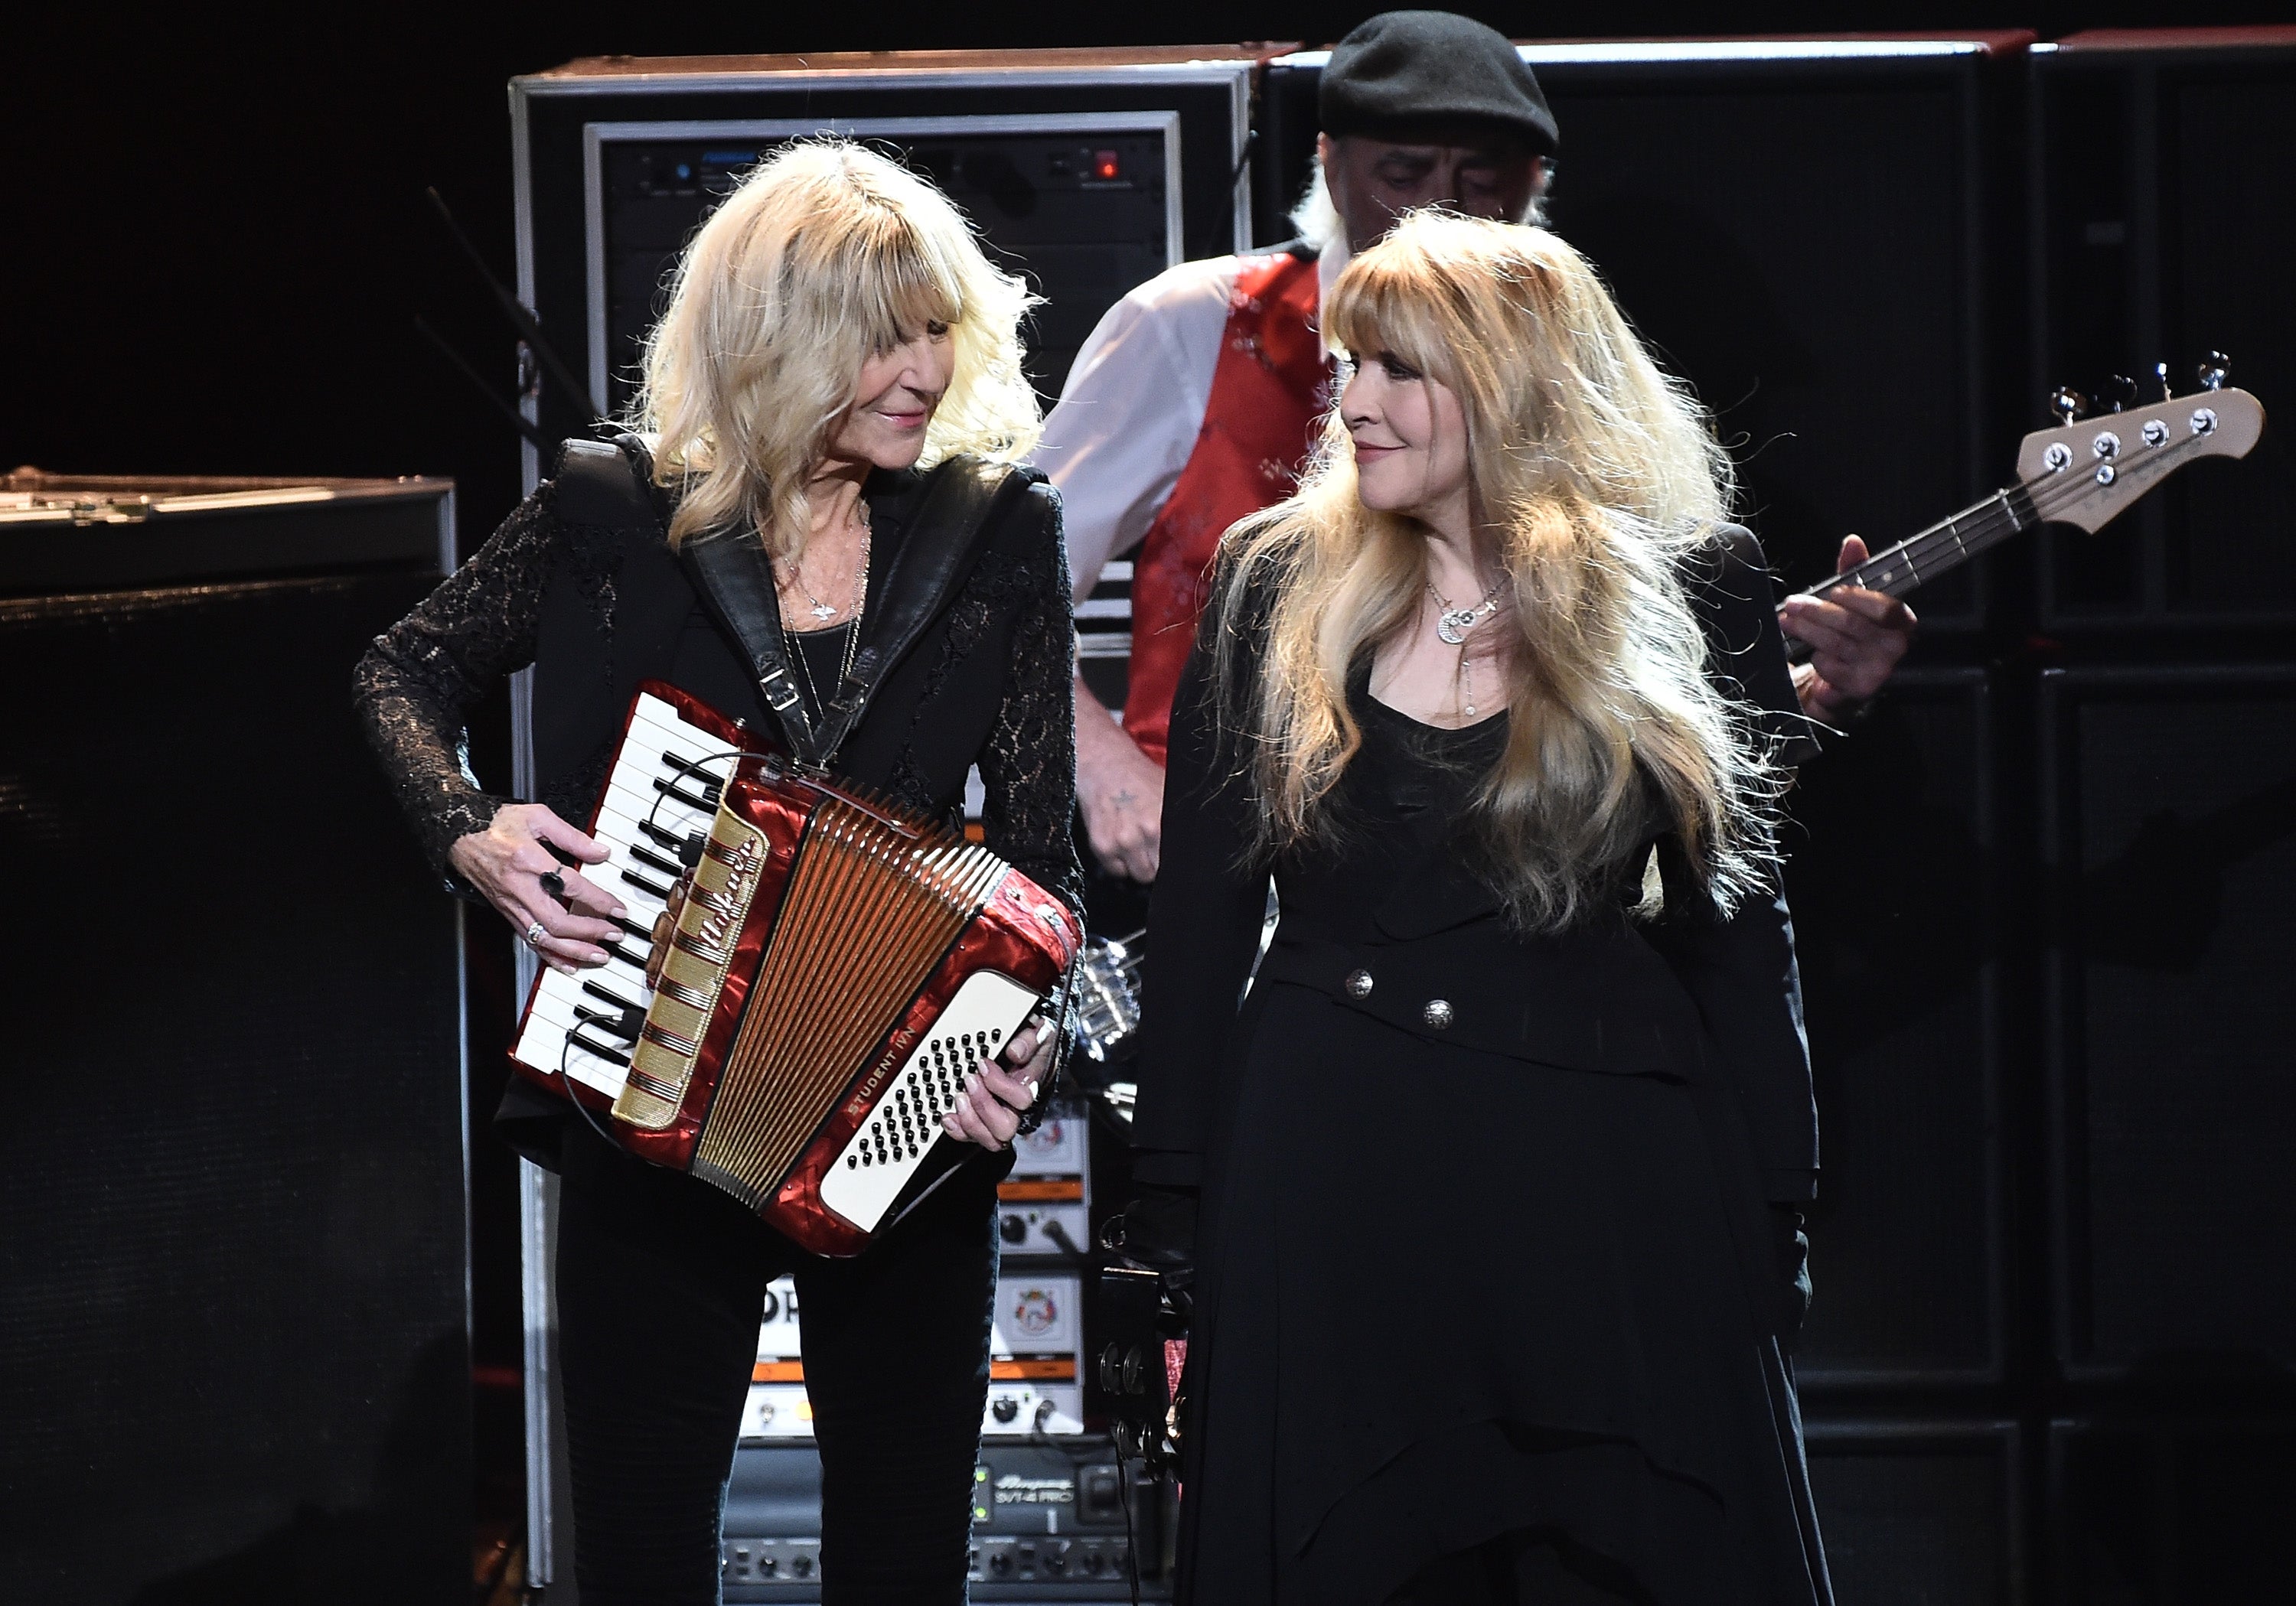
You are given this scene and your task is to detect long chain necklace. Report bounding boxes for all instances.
[782,516,870,721]
[1427,575,1507,719]
[788,497,872,622]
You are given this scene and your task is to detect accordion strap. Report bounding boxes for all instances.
[680,458,1035,769]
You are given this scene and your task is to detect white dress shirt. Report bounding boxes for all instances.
[1031,237,1349,602]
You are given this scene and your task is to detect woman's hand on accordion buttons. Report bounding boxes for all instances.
[943,1016,1056,1152]
[449,803,628,977]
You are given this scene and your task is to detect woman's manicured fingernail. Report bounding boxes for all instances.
[580,952,608,967]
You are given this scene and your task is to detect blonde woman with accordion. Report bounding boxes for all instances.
[356,142,1081,1602]
[1130,211,1835,1605]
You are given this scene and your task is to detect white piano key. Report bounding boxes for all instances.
[514,1013,629,1097]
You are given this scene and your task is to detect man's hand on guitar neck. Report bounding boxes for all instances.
[1780,535,1919,728]
[1075,671,1167,883]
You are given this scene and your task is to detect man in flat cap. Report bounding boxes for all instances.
[1034,10,1916,887]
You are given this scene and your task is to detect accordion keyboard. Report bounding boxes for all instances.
[510,692,738,1100]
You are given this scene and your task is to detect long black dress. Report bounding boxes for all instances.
[1134,537,1831,1606]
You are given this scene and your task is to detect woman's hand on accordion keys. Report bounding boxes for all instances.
[942,1017,1056,1152]
[448,803,628,976]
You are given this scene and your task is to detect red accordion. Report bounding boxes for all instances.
[510,682,1081,1256]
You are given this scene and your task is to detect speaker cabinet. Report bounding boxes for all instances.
[2041,666,2296,1383]
[1786,670,2005,1387]
[2033,31,2296,627]
[0,477,470,1604]
[1805,1420,2023,1606]
[2048,1415,2296,1605]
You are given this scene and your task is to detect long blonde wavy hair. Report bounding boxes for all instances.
[632,140,1042,554]
[1216,210,1781,930]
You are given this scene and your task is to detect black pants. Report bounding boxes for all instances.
[556,1125,1006,1604]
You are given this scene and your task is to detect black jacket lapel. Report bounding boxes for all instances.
[814,459,1035,760]
[675,456,1038,769]
[677,527,819,760]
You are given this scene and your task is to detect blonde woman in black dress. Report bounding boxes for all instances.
[1131,210,1832,1605]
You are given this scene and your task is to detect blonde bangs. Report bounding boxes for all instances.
[1320,259,1459,393]
[634,139,1042,555]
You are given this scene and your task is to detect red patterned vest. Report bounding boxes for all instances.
[1123,249,1328,764]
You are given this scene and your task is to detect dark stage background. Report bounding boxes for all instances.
[6,6,2292,1604]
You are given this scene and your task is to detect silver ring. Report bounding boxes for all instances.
[523,921,549,949]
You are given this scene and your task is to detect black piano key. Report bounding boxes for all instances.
[620,866,672,899]
[631,842,684,879]
[568,1031,631,1068]
[614,915,652,942]
[583,980,641,1012]
[654,777,716,814]
[661,751,725,795]
[603,940,648,971]
[574,1005,639,1042]
[638,819,708,867]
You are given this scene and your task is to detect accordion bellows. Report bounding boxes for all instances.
[512,682,1079,1256]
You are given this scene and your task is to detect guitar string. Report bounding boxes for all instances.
[1812,445,2162,596]
[1811,428,2209,595]
[1805,427,2213,598]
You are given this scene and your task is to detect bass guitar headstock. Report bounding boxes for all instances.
[2017,355,2263,533]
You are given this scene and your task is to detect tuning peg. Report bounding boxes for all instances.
[2104,374,2138,414]
[2197,351,2229,392]
[2154,361,2173,400]
[2050,386,2088,425]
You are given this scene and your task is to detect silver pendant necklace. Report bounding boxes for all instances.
[1428,575,1506,719]
[784,530,871,723]
[791,498,871,621]
[1428,577,1505,646]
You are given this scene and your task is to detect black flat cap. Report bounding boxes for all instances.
[1320,11,1559,155]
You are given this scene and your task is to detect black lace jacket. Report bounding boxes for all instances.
[352,459,1084,926]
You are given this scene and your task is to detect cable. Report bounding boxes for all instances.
[1110,1423,1145,1606]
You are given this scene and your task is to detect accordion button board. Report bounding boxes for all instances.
[817,969,1042,1229]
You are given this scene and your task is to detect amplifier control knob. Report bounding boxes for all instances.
[992,1396,1019,1423]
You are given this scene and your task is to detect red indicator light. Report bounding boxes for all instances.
[1093,150,1120,181]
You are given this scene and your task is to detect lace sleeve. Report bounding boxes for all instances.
[351,487,563,880]
[976,505,1086,924]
